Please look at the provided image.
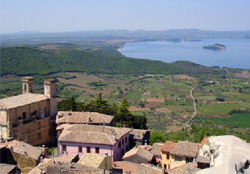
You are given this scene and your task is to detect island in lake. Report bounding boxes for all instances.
[203,43,226,50]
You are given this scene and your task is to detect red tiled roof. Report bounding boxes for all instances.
[170,141,199,158]
[200,137,207,145]
[160,141,176,153]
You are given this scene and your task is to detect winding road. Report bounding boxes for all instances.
[184,87,197,127]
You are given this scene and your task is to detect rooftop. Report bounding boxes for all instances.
[0,163,16,174]
[161,141,176,153]
[170,141,199,158]
[77,153,106,168]
[123,146,153,162]
[56,111,114,125]
[123,128,149,140]
[28,154,78,174]
[0,93,48,109]
[113,161,165,174]
[167,163,197,174]
[150,143,164,156]
[135,163,165,174]
[6,140,44,161]
[113,161,139,174]
[58,124,130,145]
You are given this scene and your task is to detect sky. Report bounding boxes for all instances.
[1,0,250,34]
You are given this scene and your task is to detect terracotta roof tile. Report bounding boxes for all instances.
[170,141,199,158]
[6,140,44,161]
[0,93,48,109]
[28,155,78,174]
[200,137,207,145]
[135,163,165,174]
[58,124,130,145]
[150,143,164,156]
[0,163,16,174]
[56,111,114,125]
[123,146,153,162]
[161,141,176,153]
[77,153,105,168]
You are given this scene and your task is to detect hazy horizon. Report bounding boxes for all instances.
[1,0,250,34]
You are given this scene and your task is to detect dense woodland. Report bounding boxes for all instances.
[0,46,187,76]
[57,94,147,129]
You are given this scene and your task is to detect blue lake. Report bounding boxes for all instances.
[119,39,250,69]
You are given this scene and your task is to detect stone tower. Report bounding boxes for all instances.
[21,76,34,94]
[43,78,57,98]
[43,78,58,117]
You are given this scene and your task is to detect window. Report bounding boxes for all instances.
[78,146,82,153]
[87,147,91,153]
[31,110,37,116]
[167,154,169,159]
[186,157,194,163]
[126,145,129,151]
[22,112,26,119]
[38,133,41,139]
[122,138,124,145]
[63,145,66,151]
[175,156,182,161]
[118,142,121,148]
[38,122,41,129]
[122,149,125,156]
[95,147,99,153]
[125,137,127,143]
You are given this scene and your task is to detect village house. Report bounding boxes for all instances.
[0,140,48,173]
[56,111,114,137]
[161,141,199,169]
[160,141,176,169]
[122,145,154,164]
[123,128,150,148]
[113,161,167,174]
[150,142,164,166]
[0,163,17,174]
[77,153,112,170]
[56,111,114,126]
[28,154,79,174]
[28,154,107,174]
[0,77,58,145]
[58,124,130,161]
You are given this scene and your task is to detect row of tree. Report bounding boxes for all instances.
[57,93,147,129]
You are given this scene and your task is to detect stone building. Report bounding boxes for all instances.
[0,77,57,145]
[58,124,130,161]
[0,140,48,174]
[161,141,199,169]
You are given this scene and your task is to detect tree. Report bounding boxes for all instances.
[58,96,77,111]
[150,131,165,145]
[115,98,134,127]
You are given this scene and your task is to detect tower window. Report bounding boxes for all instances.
[38,133,41,139]
[22,112,26,119]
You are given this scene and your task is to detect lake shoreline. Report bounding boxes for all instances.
[118,39,250,69]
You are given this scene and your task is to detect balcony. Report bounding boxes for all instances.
[12,123,18,128]
[23,119,32,125]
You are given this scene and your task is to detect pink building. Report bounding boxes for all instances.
[58,124,130,161]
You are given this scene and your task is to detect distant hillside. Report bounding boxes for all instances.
[1,46,188,76]
[1,29,250,46]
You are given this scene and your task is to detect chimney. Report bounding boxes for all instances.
[43,78,57,98]
[144,140,147,146]
[21,77,34,94]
